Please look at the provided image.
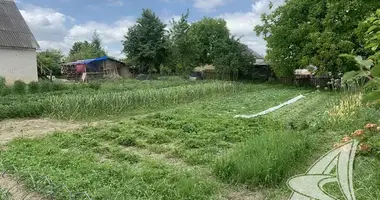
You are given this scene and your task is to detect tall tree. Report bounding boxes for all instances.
[91,31,106,57]
[255,0,380,77]
[168,10,199,74]
[67,31,106,62]
[188,18,230,65]
[37,49,64,76]
[213,37,256,80]
[123,9,168,73]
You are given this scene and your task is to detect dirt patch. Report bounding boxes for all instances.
[0,118,83,145]
[0,173,43,200]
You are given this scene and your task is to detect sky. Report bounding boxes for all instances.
[16,0,285,59]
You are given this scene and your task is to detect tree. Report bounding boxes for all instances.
[92,31,102,51]
[67,31,106,62]
[123,9,168,73]
[168,10,199,74]
[255,0,380,77]
[37,49,64,76]
[188,18,230,65]
[213,37,256,80]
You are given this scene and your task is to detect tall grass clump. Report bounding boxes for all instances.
[327,93,362,123]
[13,80,27,95]
[214,129,312,186]
[46,82,241,119]
[28,81,40,94]
[40,80,53,93]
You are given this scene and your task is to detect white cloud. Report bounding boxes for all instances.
[64,17,135,58]
[219,0,285,55]
[20,0,286,59]
[107,0,124,6]
[193,0,228,12]
[20,4,134,58]
[20,5,72,41]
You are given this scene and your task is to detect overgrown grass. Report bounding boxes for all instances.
[2,83,379,199]
[0,131,219,199]
[214,126,313,187]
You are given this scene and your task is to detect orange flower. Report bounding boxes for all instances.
[365,123,377,130]
[341,136,352,143]
[352,129,365,137]
[359,143,371,152]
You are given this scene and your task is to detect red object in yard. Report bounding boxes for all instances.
[76,64,86,73]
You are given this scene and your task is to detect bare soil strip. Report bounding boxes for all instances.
[0,119,83,145]
[0,118,86,200]
[0,172,44,200]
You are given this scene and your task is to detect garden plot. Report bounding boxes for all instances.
[0,84,318,200]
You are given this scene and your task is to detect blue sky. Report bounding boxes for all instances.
[16,0,285,58]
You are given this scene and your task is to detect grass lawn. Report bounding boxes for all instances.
[0,80,379,199]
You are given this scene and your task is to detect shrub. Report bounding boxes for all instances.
[214,130,312,186]
[13,80,26,95]
[363,90,380,109]
[28,81,40,94]
[0,86,12,96]
[0,76,6,89]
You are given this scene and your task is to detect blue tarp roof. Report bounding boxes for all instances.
[66,56,109,65]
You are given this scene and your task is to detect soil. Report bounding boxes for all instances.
[0,118,84,200]
[0,118,82,145]
[0,173,43,200]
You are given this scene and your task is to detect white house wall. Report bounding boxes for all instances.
[0,48,38,84]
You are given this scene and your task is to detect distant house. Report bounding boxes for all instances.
[0,0,40,84]
[61,56,131,81]
[243,47,273,81]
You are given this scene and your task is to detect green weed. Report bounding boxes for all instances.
[13,80,27,95]
[214,129,312,187]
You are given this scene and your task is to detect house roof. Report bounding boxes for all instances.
[64,56,125,66]
[241,44,264,59]
[0,0,39,49]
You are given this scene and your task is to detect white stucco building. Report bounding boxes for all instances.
[0,0,39,84]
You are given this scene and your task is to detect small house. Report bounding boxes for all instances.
[61,56,131,81]
[242,47,273,82]
[0,0,39,84]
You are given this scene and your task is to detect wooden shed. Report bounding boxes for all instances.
[61,56,131,81]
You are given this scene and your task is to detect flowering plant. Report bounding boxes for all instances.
[334,123,380,157]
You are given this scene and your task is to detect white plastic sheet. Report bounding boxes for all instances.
[234,95,305,119]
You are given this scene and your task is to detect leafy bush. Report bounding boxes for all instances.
[13,80,27,95]
[214,130,312,186]
[0,76,6,89]
[28,81,40,94]
[0,86,12,96]
[363,91,380,109]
